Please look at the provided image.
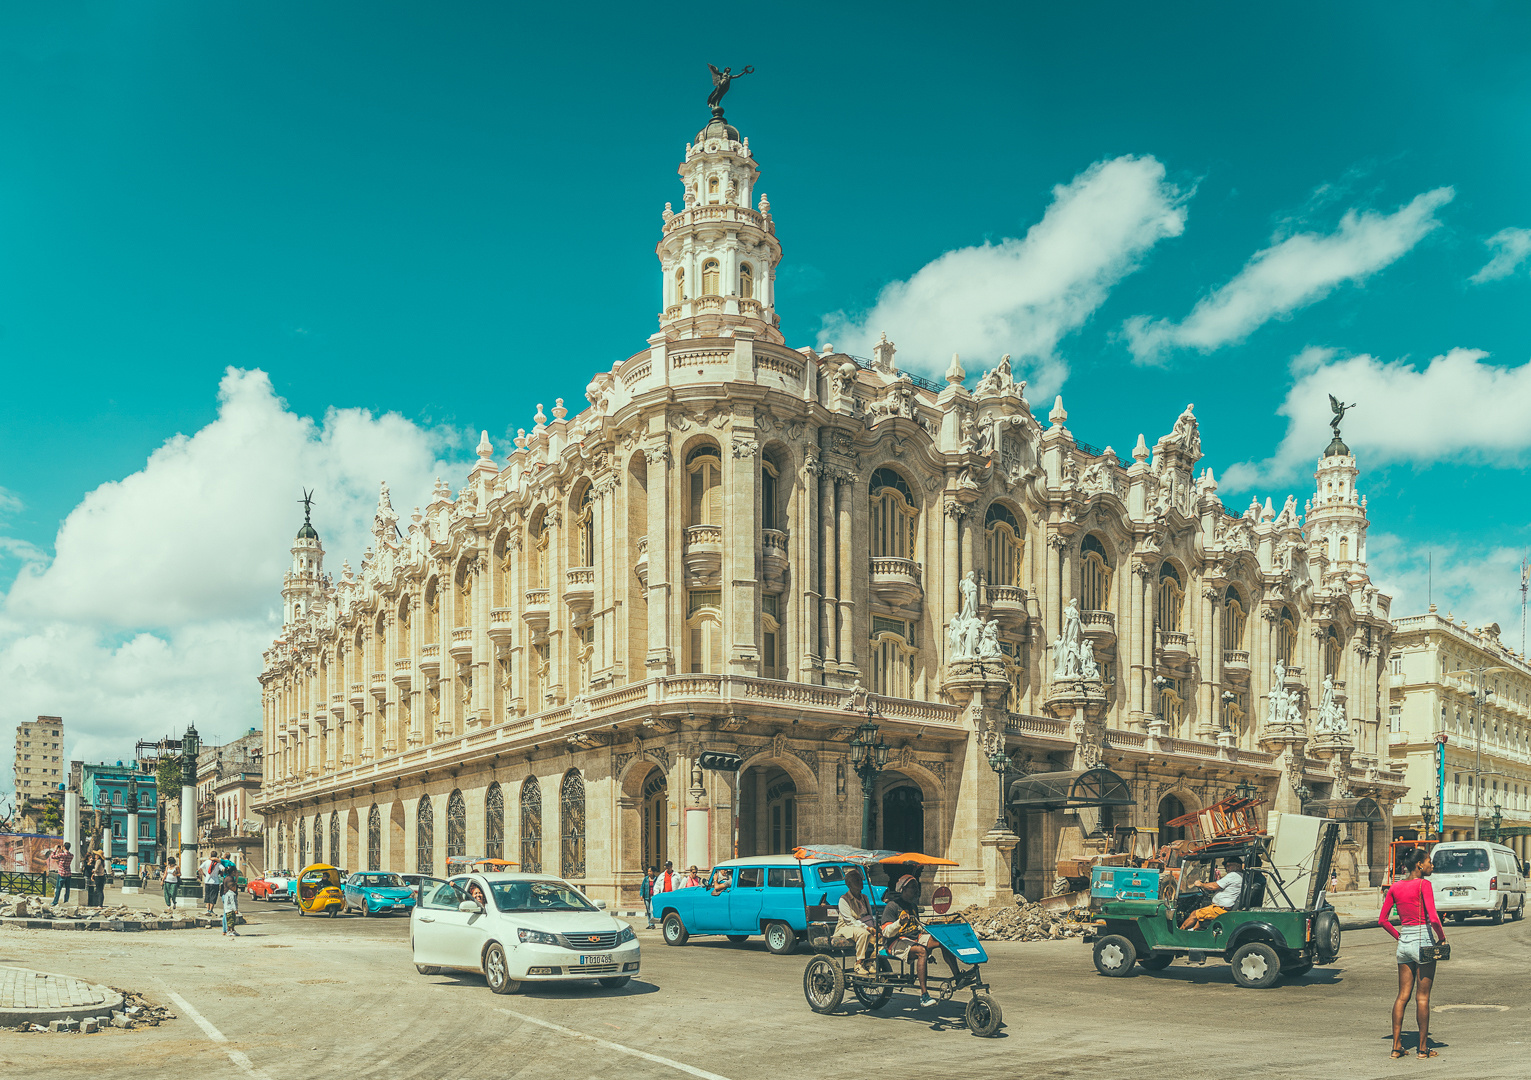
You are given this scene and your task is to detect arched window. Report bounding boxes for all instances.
[707,176,719,198]
[113,791,123,807]
[871,615,917,697]
[1277,607,1297,666]
[984,503,1022,586]
[1158,677,1186,736]
[277,825,286,870]
[1080,535,1112,612]
[529,512,549,590]
[642,770,667,871]
[761,461,778,531]
[313,814,324,862]
[576,625,595,695]
[675,267,686,302]
[560,770,586,879]
[520,778,542,874]
[416,795,433,875]
[768,777,797,854]
[1157,563,1184,633]
[494,534,512,607]
[1337,536,1349,563]
[446,789,466,865]
[367,805,381,871]
[485,783,504,861]
[1222,587,1247,650]
[761,592,782,680]
[686,589,723,674]
[1324,627,1341,678]
[870,468,917,559]
[297,818,308,867]
[374,613,388,672]
[574,485,595,568]
[1158,794,1187,844]
[688,446,723,527]
[424,580,440,644]
[701,259,720,296]
[739,262,754,299]
[329,812,340,866]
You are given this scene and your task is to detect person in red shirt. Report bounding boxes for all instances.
[1379,847,1447,1058]
[51,843,74,903]
[653,860,678,896]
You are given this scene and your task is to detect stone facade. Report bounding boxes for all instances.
[254,103,1406,905]
[13,715,64,799]
[1387,611,1531,864]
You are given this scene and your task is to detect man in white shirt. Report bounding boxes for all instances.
[833,868,878,975]
[1180,856,1245,930]
[202,855,224,914]
[654,860,677,896]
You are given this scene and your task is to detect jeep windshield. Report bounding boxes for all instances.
[490,880,597,913]
[1431,849,1489,874]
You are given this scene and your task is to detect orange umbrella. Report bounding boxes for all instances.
[472,858,518,868]
[878,852,959,866]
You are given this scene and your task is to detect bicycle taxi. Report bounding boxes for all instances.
[796,845,1003,1037]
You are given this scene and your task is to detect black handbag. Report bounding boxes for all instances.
[1418,926,1450,963]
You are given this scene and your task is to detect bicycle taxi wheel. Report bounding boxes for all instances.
[803,955,845,1014]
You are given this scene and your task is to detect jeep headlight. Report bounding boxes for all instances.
[616,925,636,945]
[517,928,560,947]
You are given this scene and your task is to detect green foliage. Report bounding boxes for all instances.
[155,756,180,794]
[42,796,62,832]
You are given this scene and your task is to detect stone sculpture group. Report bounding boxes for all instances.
[1051,598,1101,681]
[1265,659,1346,735]
[947,571,1004,661]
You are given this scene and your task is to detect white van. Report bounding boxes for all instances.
[1429,841,1526,924]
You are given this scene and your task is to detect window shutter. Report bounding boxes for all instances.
[705,468,723,525]
[690,628,703,673]
[708,621,723,673]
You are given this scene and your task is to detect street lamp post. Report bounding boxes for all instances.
[1419,793,1435,841]
[1444,665,1511,842]
[849,718,890,849]
[1490,803,1503,844]
[177,725,201,908]
[97,790,112,877]
[986,746,1013,833]
[124,771,141,894]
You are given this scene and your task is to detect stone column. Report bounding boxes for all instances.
[799,455,823,681]
[819,471,837,665]
[729,429,761,675]
[836,472,858,680]
[645,443,676,675]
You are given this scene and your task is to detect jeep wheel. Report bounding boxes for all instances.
[1312,909,1341,960]
[662,912,689,946]
[1230,942,1281,989]
[1093,934,1137,977]
[1138,954,1173,971]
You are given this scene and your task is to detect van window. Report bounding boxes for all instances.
[1432,848,1490,874]
[737,868,763,888]
[767,867,803,889]
[815,864,847,884]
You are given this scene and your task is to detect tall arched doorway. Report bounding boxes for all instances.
[766,777,797,855]
[738,764,799,856]
[1158,794,1187,844]
[881,784,923,853]
[642,769,668,871]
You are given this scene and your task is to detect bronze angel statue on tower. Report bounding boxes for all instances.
[1328,393,1355,437]
[707,64,754,111]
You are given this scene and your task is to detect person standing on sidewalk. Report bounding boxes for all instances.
[163,858,179,912]
[201,853,223,915]
[640,867,657,928]
[1380,847,1447,1059]
[51,843,74,904]
[220,878,241,937]
[90,850,108,907]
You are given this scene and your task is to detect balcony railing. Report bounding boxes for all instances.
[683,525,723,584]
[449,626,474,659]
[869,557,923,608]
[1222,649,1251,680]
[1081,609,1116,645]
[635,535,649,588]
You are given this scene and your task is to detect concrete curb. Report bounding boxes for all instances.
[0,915,238,932]
[0,967,123,1027]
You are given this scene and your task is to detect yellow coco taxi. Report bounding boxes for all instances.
[295,864,346,917]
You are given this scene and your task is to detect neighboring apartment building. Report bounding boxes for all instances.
[196,731,264,874]
[1388,610,1531,864]
[79,761,160,869]
[13,715,65,799]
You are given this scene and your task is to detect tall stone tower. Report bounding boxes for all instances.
[282,494,325,626]
[1307,422,1368,576]
[655,95,783,344]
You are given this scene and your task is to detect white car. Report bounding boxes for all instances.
[410,872,640,993]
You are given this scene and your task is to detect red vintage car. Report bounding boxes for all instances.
[247,871,294,901]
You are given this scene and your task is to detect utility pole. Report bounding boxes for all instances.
[1445,662,1510,842]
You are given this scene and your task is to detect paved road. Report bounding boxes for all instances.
[1,898,1527,1080]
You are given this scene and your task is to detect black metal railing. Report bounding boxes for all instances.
[0,871,48,896]
[845,355,946,395]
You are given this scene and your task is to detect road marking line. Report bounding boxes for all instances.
[166,991,274,1080]
[495,1008,732,1080]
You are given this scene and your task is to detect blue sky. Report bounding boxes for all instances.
[2,2,1530,775]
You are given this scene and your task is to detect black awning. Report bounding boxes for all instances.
[1302,796,1384,824]
[1008,767,1135,812]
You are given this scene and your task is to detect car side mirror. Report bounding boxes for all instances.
[459,900,483,914]
[594,899,607,910]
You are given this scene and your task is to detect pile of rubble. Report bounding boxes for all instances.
[0,894,200,923]
[13,992,176,1034]
[958,899,1091,942]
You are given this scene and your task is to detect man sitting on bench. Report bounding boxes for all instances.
[1180,856,1245,930]
[834,867,878,976]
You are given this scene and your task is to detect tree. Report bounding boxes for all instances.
[42,796,62,833]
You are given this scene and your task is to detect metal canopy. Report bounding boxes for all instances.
[1008,767,1135,812]
[1302,796,1384,824]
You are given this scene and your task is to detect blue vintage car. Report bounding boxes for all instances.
[341,871,418,916]
[656,856,886,955]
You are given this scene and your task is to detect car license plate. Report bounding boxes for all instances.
[580,953,613,965]
[1449,888,1469,896]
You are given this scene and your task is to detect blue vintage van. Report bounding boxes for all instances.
[657,856,887,955]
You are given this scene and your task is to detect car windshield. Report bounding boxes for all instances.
[1432,848,1490,874]
[490,880,597,913]
[356,874,403,887]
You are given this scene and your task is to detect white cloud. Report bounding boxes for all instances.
[819,155,1188,397]
[1368,533,1528,636]
[1223,345,1531,489]
[1470,226,1531,284]
[0,369,469,785]
[1124,187,1455,363]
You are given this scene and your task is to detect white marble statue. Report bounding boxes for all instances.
[977,620,1003,659]
[1051,598,1098,681]
[1266,659,1289,728]
[1314,674,1347,735]
[946,571,989,662]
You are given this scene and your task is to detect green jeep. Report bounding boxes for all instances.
[1090,821,1343,989]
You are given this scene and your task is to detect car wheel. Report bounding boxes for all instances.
[415,964,441,975]
[330,907,339,918]
[1513,901,1525,922]
[484,943,521,995]
[1312,910,1341,960]
[726,934,750,943]
[1093,934,1137,977]
[1138,954,1173,971]
[1230,942,1282,989]
[802,956,845,1014]
[599,976,632,988]
[1281,961,1314,979]
[965,992,1003,1037]
[1491,903,1505,926]
[360,903,369,918]
[662,912,689,946]
[765,921,798,955]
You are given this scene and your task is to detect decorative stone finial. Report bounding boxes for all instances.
[872,333,899,375]
[945,352,965,385]
[1261,497,1275,522]
[514,428,527,450]
[552,398,568,421]
[1049,396,1068,426]
[1132,433,1149,462]
[533,404,547,429]
[476,431,493,460]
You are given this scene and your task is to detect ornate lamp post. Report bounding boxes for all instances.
[986,746,1013,833]
[177,725,201,907]
[1419,793,1435,841]
[849,718,890,849]
[1489,802,1503,844]
[124,771,141,894]
[1234,779,1258,803]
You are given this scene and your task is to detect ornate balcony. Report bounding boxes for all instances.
[523,589,551,636]
[1156,629,1195,666]
[1222,649,1251,682]
[634,535,649,589]
[565,567,595,624]
[869,557,922,609]
[449,626,474,661]
[370,670,388,698]
[761,529,789,590]
[1080,609,1116,647]
[392,657,413,688]
[329,691,346,718]
[987,584,1027,629]
[1283,664,1306,690]
[488,607,515,646]
[418,642,441,679]
[348,681,366,706]
[684,524,723,584]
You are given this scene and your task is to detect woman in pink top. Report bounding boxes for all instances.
[1379,847,1446,1058]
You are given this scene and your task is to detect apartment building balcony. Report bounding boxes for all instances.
[986,584,1027,629]
[634,536,649,589]
[419,643,442,679]
[449,626,474,661]
[1081,609,1116,647]
[488,607,516,646]
[329,691,346,718]
[1222,649,1251,682]
[683,525,723,584]
[1156,629,1195,667]
[565,567,595,623]
[392,657,413,688]
[869,557,922,609]
[523,589,551,636]
[348,682,366,706]
[370,670,388,698]
[761,529,788,590]
[1284,665,1306,690]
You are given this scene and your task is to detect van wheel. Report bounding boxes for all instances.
[1138,954,1173,971]
[1093,935,1137,977]
[1490,904,1505,926]
[1230,942,1281,989]
[662,912,689,946]
[1450,912,1465,924]
[765,921,798,955]
[1513,901,1525,922]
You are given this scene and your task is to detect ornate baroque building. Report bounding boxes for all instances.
[255,100,1407,903]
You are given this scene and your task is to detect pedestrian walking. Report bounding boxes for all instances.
[1381,846,1447,1058]
[201,853,224,915]
[51,843,74,904]
[683,866,702,889]
[163,858,179,912]
[220,878,241,937]
[655,860,677,896]
[90,850,108,907]
[640,867,657,928]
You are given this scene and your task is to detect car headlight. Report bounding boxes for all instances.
[616,925,636,945]
[518,928,560,947]
[369,893,384,901]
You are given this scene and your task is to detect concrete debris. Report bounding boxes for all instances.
[958,900,1091,942]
